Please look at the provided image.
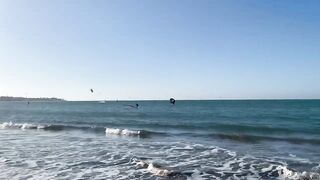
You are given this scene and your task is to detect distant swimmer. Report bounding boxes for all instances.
[27,101,30,105]
[90,89,94,93]
[127,103,139,109]
[170,98,176,105]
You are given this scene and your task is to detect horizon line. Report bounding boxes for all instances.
[68,98,320,101]
[1,96,320,101]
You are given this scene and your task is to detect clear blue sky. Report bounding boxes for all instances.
[0,0,319,100]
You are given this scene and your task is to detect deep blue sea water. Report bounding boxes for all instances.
[0,100,319,179]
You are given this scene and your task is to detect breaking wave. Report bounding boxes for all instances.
[1,121,319,179]
[0,121,104,132]
[0,122,161,138]
[105,128,141,136]
[0,122,43,130]
[1,121,320,145]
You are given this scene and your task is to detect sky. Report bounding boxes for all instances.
[0,0,319,100]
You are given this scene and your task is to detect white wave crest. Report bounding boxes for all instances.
[0,121,25,129]
[0,121,14,129]
[122,129,141,136]
[0,122,43,130]
[21,123,38,129]
[105,128,122,135]
[105,128,141,136]
[37,125,46,129]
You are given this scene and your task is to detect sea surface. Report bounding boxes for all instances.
[0,100,319,180]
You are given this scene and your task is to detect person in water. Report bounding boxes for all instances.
[170,98,176,105]
[126,103,139,109]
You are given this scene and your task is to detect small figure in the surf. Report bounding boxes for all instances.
[127,103,139,109]
[90,89,94,93]
[170,98,176,105]
[27,101,30,105]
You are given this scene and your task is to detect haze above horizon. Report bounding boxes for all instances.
[1,0,319,100]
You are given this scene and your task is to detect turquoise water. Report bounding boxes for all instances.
[0,100,319,179]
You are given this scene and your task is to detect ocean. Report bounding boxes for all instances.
[0,100,319,179]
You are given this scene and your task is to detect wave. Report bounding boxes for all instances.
[0,122,42,130]
[125,121,319,137]
[105,128,166,138]
[1,121,320,145]
[209,133,320,145]
[0,122,163,138]
[1,121,320,179]
[105,128,141,136]
[0,121,104,132]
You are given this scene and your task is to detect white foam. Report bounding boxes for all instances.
[21,123,38,130]
[122,129,140,136]
[261,165,273,173]
[0,122,40,130]
[0,121,14,129]
[134,159,176,177]
[105,128,122,135]
[276,165,320,180]
[147,163,173,176]
[105,128,141,136]
[211,148,219,153]
[37,125,46,129]
[136,160,149,168]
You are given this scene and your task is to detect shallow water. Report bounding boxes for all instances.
[0,100,319,179]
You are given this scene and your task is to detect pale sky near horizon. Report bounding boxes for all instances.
[0,0,320,100]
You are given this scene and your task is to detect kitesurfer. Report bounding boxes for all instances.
[170,98,176,105]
